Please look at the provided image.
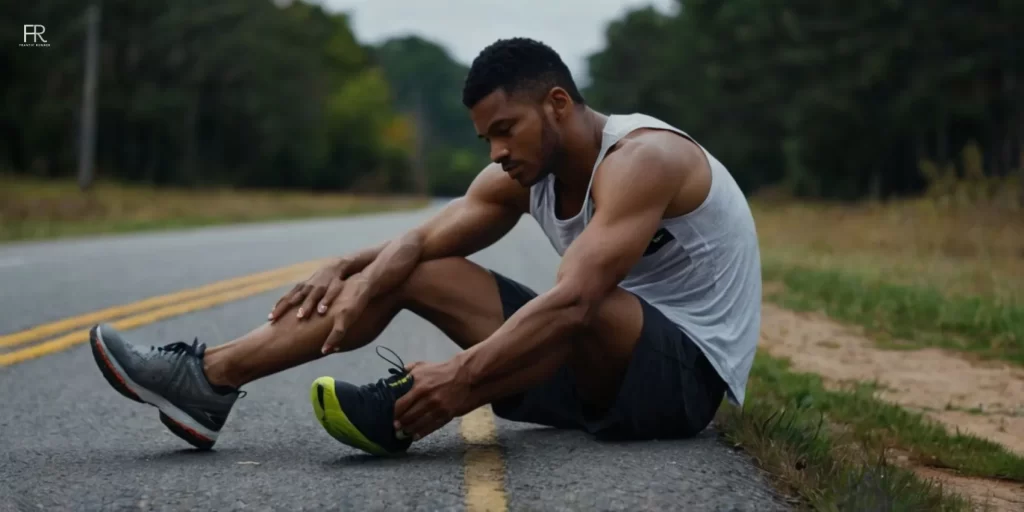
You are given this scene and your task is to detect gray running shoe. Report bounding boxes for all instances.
[89,323,243,450]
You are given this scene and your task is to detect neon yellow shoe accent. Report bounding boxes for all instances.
[310,376,389,456]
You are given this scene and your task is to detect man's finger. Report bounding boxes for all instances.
[394,383,424,423]
[288,284,311,306]
[396,392,434,431]
[321,326,345,355]
[269,284,303,321]
[298,285,327,319]
[317,278,344,314]
[409,411,449,441]
[398,407,434,439]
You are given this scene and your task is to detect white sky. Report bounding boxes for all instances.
[315,0,676,85]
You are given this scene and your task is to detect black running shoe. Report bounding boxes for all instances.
[310,346,415,456]
[89,323,243,450]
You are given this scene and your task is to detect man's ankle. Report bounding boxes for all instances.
[202,350,241,390]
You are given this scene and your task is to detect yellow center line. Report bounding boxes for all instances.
[4,256,515,509]
[0,269,314,367]
[461,406,509,512]
[0,259,329,349]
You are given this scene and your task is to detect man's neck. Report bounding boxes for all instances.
[555,108,609,191]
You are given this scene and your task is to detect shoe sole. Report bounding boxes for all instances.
[89,325,218,450]
[310,376,394,457]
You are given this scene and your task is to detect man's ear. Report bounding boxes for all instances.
[547,87,572,120]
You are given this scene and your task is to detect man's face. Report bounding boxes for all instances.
[470,88,566,187]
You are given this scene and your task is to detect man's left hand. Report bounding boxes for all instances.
[393,359,474,441]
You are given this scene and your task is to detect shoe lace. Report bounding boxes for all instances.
[153,338,203,356]
[355,345,410,397]
[376,345,406,373]
[149,338,247,398]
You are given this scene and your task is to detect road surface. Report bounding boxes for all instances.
[0,203,787,511]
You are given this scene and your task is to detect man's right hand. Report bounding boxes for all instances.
[268,259,349,322]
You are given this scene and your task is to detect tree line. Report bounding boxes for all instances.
[585,0,1023,200]
[3,0,1021,201]
[2,0,486,195]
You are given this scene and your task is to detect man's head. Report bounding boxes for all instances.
[463,38,586,187]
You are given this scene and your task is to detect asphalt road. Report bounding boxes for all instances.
[0,202,788,511]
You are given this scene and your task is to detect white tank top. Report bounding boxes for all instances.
[528,113,762,406]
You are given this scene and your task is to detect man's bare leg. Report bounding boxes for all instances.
[202,258,511,390]
[203,256,643,409]
[89,256,645,452]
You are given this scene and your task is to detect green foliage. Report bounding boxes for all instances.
[763,261,1024,364]
[749,354,1024,481]
[585,0,1024,200]
[717,349,1024,510]
[372,35,489,197]
[1,0,415,192]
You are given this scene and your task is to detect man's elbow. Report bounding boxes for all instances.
[555,281,608,332]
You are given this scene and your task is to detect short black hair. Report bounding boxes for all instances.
[462,37,585,109]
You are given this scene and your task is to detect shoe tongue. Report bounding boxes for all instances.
[382,369,414,397]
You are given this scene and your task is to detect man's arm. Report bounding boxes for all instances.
[329,164,526,278]
[342,163,525,297]
[288,164,527,321]
[413,165,529,263]
[454,139,689,391]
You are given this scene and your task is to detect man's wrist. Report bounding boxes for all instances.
[452,349,480,387]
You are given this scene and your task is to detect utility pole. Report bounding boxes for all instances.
[77,1,100,191]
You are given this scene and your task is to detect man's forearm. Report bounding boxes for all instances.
[337,240,390,278]
[456,284,588,393]
[345,231,425,301]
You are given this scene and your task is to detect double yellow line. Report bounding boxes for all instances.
[0,259,330,367]
[0,255,511,512]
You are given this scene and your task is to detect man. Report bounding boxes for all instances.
[88,37,762,454]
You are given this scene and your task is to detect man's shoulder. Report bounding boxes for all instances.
[592,129,709,215]
[595,130,701,189]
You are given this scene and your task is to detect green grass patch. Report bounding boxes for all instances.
[762,260,1024,365]
[717,352,1024,510]
[0,174,429,243]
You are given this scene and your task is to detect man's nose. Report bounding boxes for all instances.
[490,144,509,164]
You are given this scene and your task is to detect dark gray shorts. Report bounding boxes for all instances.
[487,270,728,440]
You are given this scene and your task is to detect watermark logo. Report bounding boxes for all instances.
[21,25,50,47]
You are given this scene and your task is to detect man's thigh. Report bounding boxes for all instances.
[397,257,510,350]
[488,271,727,439]
[594,298,728,439]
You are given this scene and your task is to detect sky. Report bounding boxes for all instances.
[316,0,676,85]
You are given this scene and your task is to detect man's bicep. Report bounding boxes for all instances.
[558,198,667,294]
[556,144,683,298]
[418,166,527,260]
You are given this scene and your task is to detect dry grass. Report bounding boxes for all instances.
[715,353,1004,511]
[751,197,1024,305]
[750,186,1024,364]
[0,174,429,243]
[718,177,1024,509]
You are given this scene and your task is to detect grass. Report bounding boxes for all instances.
[762,262,1024,364]
[717,186,1024,509]
[752,194,1024,365]
[716,352,1024,510]
[751,196,1024,304]
[0,174,429,243]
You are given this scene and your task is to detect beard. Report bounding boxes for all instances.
[534,118,567,184]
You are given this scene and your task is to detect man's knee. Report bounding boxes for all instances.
[397,257,473,302]
[575,289,645,355]
[565,288,646,407]
[394,257,509,347]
